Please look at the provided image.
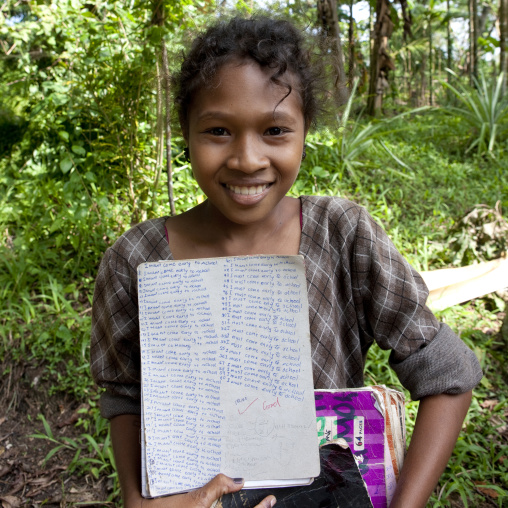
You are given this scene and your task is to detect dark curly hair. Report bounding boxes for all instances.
[173,16,324,137]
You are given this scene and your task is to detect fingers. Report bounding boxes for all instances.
[188,474,244,507]
[187,475,276,508]
[254,495,277,508]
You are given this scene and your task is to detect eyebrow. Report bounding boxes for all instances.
[196,110,299,124]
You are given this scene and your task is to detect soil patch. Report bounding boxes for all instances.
[0,360,112,507]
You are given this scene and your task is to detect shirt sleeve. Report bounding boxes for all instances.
[90,247,142,418]
[352,207,483,400]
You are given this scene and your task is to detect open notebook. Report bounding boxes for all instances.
[138,255,320,498]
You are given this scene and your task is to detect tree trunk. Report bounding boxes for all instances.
[369,0,374,59]
[478,5,492,35]
[151,0,175,214]
[161,42,176,216]
[468,0,478,85]
[407,47,412,104]
[468,0,473,84]
[446,0,452,78]
[150,0,164,26]
[419,54,427,106]
[317,0,349,104]
[429,14,433,106]
[473,0,479,81]
[367,0,395,115]
[348,0,356,87]
[500,0,508,92]
[153,60,164,213]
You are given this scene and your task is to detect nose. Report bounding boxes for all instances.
[226,134,269,173]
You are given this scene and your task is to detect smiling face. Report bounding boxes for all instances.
[186,60,306,227]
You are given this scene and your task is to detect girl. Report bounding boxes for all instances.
[91,16,482,508]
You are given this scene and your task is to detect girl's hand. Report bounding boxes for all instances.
[136,475,276,508]
[111,416,276,508]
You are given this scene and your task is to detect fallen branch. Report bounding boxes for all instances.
[421,255,508,311]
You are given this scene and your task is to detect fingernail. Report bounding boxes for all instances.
[270,497,277,507]
[233,478,244,484]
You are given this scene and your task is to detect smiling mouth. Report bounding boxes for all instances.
[225,184,270,196]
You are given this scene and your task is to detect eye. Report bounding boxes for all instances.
[265,127,285,136]
[207,127,229,136]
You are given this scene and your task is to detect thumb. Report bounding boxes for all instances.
[255,495,277,508]
[188,474,244,507]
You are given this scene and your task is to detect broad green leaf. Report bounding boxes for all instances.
[71,145,86,156]
[60,157,73,173]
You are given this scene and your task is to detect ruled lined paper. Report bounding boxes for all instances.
[138,256,320,497]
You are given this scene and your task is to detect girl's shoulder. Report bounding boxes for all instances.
[300,195,387,251]
[105,216,171,269]
[300,195,368,224]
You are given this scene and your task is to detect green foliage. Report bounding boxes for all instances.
[0,3,212,501]
[334,109,508,270]
[32,410,120,501]
[0,0,211,393]
[0,251,94,397]
[334,79,383,183]
[294,81,426,196]
[442,72,508,155]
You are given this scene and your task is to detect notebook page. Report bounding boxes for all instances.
[138,255,320,497]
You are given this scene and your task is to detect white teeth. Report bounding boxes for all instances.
[227,184,268,195]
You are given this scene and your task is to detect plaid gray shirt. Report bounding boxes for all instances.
[91,196,482,418]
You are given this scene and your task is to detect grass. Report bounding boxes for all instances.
[1,108,507,506]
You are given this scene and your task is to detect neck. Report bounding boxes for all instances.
[191,197,300,257]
